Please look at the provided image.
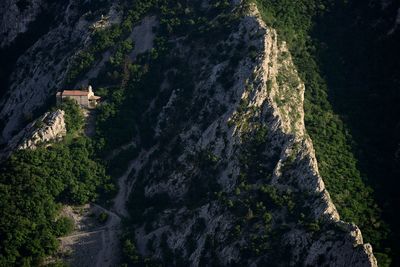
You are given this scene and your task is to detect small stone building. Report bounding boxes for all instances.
[56,85,100,109]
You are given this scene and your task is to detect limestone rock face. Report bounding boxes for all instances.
[118,4,377,266]
[0,0,86,143]
[299,222,377,266]
[17,109,67,150]
[0,1,379,266]
[0,110,66,161]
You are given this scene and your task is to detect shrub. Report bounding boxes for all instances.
[97,212,109,224]
[56,98,84,133]
[54,217,75,236]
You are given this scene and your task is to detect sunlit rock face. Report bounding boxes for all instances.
[0,1,378,265]
[115,4,377,266]
[0,109,66,161]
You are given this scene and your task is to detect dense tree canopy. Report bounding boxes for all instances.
[0,102,113,266]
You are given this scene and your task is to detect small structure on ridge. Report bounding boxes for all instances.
[56,85,101,109]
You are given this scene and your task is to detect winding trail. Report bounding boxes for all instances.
[60,14,159,260]
[58,144,157,266]
[105,139,136,161]
[64,15,159,266]
[93,145,158,266]
[93,205,121,267]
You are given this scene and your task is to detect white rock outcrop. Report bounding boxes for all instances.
[0,110,66,161]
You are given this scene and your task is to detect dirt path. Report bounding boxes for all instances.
[58,204,122,267]
[93,205,121,267]
[58,139,157,266]
[57,15,160,267]
[92,145,158,266]
[112,145,158,217]
[84,110,97,137]
[105,139,136,161]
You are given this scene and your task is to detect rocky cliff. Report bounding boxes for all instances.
[116,4,377,266]
[0,1,379,266]
[0,109,66,161]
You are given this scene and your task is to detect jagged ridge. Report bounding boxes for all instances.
[120,4,377,266]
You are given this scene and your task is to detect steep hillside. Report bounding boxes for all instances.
[309,0,400,264]
[0,0,118,143]
[114,3,376,266]
[0,0,395,266]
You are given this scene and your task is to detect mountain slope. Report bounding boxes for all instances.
[0,0,393,266]
[118,4,376,266]
[0,0,118,143]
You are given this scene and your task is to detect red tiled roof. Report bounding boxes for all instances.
[61,90,88,96]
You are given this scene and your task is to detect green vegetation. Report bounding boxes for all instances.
[0,101,113,266]
[87,1,245,264]
[97,212,109,224]
[251,0,392,264]
[0,0,242,265]
[186,149,222,209]
[313,2,400,265]
[55,98,85,134]
[54,217,75,237]
[6,0,390,265]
